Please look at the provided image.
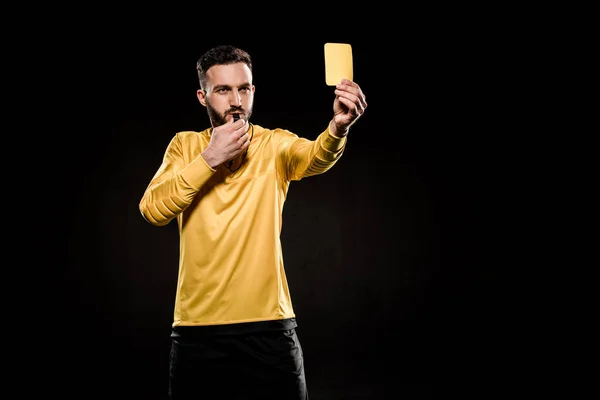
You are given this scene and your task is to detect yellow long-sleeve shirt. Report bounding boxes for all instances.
[139,123,346,327]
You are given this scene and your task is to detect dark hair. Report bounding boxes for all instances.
[196,45,253,90]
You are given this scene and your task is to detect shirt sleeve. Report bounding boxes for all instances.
[278,123,347,181]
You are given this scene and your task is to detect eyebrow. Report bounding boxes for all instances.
[213,83,251,91]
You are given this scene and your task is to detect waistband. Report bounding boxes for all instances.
[171,318,298,337]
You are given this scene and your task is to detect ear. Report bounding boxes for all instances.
[196,89,207,107]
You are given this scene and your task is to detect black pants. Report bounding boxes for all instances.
[168,328,309,400]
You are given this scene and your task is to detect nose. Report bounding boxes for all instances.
[230,90,242,107]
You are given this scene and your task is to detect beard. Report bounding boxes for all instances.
[206,99,253,128]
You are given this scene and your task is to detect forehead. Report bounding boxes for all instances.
[206,63,253,87]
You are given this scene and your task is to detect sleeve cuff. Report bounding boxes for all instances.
[322,124,347,153]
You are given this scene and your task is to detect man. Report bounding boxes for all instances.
[139,44,367,399]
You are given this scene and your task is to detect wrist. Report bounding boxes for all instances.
[201,148,222,169]
[329,120,348,138]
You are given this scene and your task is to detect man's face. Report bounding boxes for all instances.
[197,63,254,127]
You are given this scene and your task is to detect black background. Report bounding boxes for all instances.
[24,12,509,399]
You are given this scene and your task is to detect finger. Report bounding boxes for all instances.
[243,139,251,150]
[336,80,360,94]
[337,87,367,111]
[229,118,246,130]
[236,132,250,147]
[335,89,359,107]
[231,127,245,142]
[237,121,250,134]
[357,92,367,110]
[337,96,364,118]
[339,79,358,88]
[237,131,249,142]
[338,87,365,104]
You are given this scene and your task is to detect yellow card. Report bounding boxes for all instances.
[324,43,353,86]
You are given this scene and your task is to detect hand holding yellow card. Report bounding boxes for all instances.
[324,43,353,86]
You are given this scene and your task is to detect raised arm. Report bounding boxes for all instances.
[280,79,367,181]
[139,133,215,226]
